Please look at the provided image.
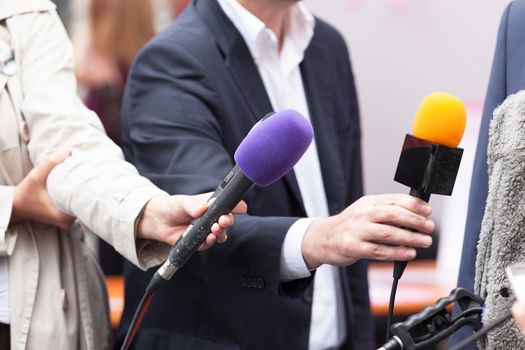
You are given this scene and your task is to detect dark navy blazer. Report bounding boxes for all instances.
[452,0,525,347]
[117,1,373,349]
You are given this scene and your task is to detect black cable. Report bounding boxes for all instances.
[449,311,513,350]
[120,290,154,350]
[120,273,166,350]
[385,189,430,341]
[386,275,400,341]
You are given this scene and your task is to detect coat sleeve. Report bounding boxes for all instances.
[123,39,305,295]
[13,10,167,270]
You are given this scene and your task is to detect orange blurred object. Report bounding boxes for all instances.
[412,92,467,148]
[106,262,452,328]
[368,261,453,316]
[106,275,124,328]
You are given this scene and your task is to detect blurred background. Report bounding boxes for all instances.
[51,0,512,347]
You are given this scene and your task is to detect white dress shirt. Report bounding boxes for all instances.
[217,1,347,349]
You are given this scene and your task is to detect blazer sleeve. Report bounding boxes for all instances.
[123,39,303,295]
[451,4,511,349]
[13,10,167,270]
[335,33,374,347]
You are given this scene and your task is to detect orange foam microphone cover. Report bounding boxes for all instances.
[412,92,467,148]
[394,92,465,196]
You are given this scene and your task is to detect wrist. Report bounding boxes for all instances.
[301,218,327,270]
[10,186,25,224]
[136,193,169,241]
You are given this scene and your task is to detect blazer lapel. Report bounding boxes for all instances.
[195,0,305,211]
[300,36,347,214]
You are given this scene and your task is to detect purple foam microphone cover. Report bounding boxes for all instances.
[234,109,314,187]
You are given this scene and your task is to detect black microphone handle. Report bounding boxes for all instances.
[393,188,431,279]
[387,188,431,341]
[153,167,253,286]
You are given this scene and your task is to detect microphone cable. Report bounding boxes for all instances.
[385,189,430,341]
[120,273,165,350]
[385,262,404,341]
[449,310,512,350]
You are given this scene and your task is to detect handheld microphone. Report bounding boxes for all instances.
[386,93,467,340]
[121,109,314,350]
[393,92,466,277]
[153,109,314,286]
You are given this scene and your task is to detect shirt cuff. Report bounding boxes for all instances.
[279,217,317,282]
[0,187,14,256]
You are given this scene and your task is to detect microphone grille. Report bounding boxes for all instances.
[412,92,466,148]
[234,109,314,187]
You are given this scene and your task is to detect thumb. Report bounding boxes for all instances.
[188,194,211,219]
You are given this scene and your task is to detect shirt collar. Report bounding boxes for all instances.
[217,0,315,61]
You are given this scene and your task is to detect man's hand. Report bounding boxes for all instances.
[137,193,247,250]
[11,150,75,230]
[301,194,435,270]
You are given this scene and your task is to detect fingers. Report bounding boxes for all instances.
[181,194,246,219]
[180,196,210,219]
[365,223,432,248]
[198,234,216,251]
[30,149,72,181]
[218,213,235,228]
[174,193,243,251]
[372,194,432,217]
[231,200,247,214]
[356,242,417,261]
[369,205,435,233]
[198,229,228,251]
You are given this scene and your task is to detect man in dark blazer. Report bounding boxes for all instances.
[117,0,435,349]
[452,0,525,347]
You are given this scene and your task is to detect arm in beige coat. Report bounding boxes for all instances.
[8,9,241,270]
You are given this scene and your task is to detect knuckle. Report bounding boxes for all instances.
[407,233,418,247]
[372,245,387,260]
[381,207,395,221]
[379,227,392,241]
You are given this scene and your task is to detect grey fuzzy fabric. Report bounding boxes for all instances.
[475,90,525,349]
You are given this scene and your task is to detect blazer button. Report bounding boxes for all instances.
[241,276,255,288]
[500,287,510,298]
[240,276,248,288]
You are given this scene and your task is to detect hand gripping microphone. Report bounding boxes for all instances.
[386,93,467,340]
[120,109,314,350]
[154,109,314,286]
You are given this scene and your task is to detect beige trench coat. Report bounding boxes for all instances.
[0,1,169,349]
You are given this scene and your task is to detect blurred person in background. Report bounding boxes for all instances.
[0,1,245,349]
[166,0,190,18]
[77,0,155,146]
[453,0,525,348]
[77,0,156,275]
